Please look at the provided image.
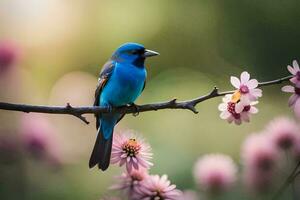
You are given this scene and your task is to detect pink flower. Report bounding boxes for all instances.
[265,117,300,150]
[178,190,199,200]
[243,168,274,193]
[287,60,300,85]
[110,168,148,198]
[218,94,258,125]
[241,133,279,193]
[0,134,20,163]
[282,85,300,118]
[111,131,153,173]
[241,134,278,172]
[20,114,62,167]
[0,41,20,74]
[134,174,182,200]
[230,71,262,101]
[193,154,237,193]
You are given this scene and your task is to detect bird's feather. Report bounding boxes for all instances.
[90,60,125,170]
[94,60,116,130]
[89,127,112,170]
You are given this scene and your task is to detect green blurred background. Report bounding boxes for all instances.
[0,0,299,199]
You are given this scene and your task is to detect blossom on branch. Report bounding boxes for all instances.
[218,94,258,125]
[282,85,300,118]
[219,71,261,125]
[111,131,153,173]
[287,60,300,85]
[230,71,262,101]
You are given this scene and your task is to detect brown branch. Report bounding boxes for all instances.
[0,75,293,124]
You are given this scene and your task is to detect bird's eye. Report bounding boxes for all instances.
[131,50,138,55]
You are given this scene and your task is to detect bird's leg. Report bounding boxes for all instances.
[128,103,140,117]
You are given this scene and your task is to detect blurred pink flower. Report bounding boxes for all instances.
[0,40,20,74]
[230,71,262,101]
[178,190,199,200]
[241,133,279,193]
[282,85,300,118]
[110,168,148,198]
[20,114,62,167]
[193,154,237,193]
[0,134,20,163]
[134,174,182,200]
[287,60,300,85]
[265,117,300,150]
[243,168,274,193]
[218,94,258,125]
[241,134,278,172]
[111,131,153,173]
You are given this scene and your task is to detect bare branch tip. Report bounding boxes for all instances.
[66,103,72,109]
[212,86,219,93]
[169,98,177,104]
[74,114,90,124]
[186,104,198,114]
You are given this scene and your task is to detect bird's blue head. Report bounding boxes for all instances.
[111,43,159,67]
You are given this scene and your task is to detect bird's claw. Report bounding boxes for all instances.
[105,104,113,113]
[129,103,140,117]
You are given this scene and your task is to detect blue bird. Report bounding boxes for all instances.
[89,43,159,170]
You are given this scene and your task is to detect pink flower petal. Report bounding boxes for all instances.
[234,119,242,125]
[218,103,227,111]
[241,71,250,84]
[294,98,300,119]
[249,106,258,114]
[230,76,240,89]
[250,88,262,97]
[282,85,295,93]
[290,77,300,85]
[227,116,234,123]
[293,60,299,71]
[288,94,299,107]
[240,95,251,104]
[120,153,127,158]
[220,111,231,119]
[246,79,258,89]
[288,65,296,75]
[241,113,250,122]
[119,159,126,166]
[235,102,244,113]
[126,162,133,173]
[132,160,139,169]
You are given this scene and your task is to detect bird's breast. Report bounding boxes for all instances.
[100,65,146,106]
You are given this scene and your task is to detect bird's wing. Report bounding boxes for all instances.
[142,80,146,92]
[94,60,115,129]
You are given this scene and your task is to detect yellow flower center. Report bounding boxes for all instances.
[231,90,241,103]
[122,138,141,157]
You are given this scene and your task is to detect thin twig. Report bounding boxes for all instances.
[0,75,293,124]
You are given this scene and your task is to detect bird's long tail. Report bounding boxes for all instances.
[89,119,115,171]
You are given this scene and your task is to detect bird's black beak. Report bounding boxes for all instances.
[143,49,159,57]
